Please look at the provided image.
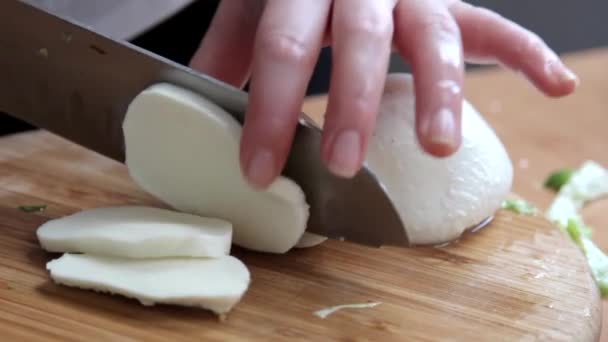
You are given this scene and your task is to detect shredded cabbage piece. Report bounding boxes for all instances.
[314,302,382,319]
[545,161,608,296]
[565,219,608,295]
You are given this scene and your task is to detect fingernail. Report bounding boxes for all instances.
[246,148,276,188]
[562,67,580,87]
[328,130,361,178]
[428,108,457,148]
[549,61,580,87]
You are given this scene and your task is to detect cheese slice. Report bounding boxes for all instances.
[37,206,232,258]
[47,253,250,314]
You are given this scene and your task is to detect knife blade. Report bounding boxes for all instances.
[0,0,410,247]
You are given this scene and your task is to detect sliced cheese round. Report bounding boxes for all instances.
[37,206,232,258]
[123,84,309,254]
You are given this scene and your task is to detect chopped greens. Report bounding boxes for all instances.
[564,219,585,248]
[544,168,574,192]
[565,219,608,296]
[581,237,608,296]
[502,199,538,216]
[545,161,608,297]
[19,205,47,213]
[556,161,608,202]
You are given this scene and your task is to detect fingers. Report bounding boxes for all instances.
[450,2,578,97]
[321,0,397,178]
[240,0,331,188]
[393,0,465,157]
[189,0,263,88]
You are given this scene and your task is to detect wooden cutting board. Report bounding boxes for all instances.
[0,126,601,341]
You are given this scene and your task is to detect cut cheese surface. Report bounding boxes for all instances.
[295,232,328,248]
[47,254,250,314]
[37,206,232,258]
[123,83,309,253]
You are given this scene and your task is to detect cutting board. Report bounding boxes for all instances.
[0,128,601,341]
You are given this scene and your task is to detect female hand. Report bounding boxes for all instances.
[190,0,579,188]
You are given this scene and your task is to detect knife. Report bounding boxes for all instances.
[0,0,409,247]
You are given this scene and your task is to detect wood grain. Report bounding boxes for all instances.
[305,48,608,340]
[465,47,608,342]
[0,71,603,342]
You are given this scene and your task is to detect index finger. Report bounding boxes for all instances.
[240,0,331,188]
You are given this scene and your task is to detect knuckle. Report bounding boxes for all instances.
[475,6,504,21]
[267,113,290,133]
[410,12,459,39]
[350,94,375,119]
[341,12,393,40]
[519,34,546,55]
[257,30,311,64]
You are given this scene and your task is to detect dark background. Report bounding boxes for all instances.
[2,0,607,135]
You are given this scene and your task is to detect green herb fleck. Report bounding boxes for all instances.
[544,168,574,192]
[501,199,538,215]
[565,219,585,247]
[557,217,593,239]
[18,205,47,213]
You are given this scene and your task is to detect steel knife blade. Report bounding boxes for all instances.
[0,0,410,247]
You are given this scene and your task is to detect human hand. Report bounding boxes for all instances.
[190,0,578,188]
